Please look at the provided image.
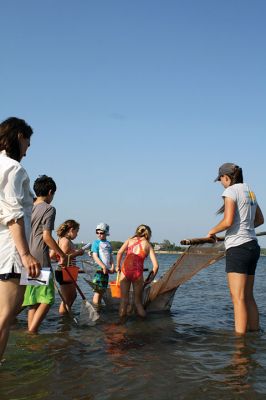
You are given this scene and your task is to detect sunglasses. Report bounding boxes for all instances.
[96,231,105,235]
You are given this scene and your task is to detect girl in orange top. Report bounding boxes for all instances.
[116,224,159,318]
[50,220,84,314]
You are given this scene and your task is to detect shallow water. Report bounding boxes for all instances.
[1,254,266,400]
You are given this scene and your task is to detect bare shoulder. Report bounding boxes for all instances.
[59,236,72,251]
[59,237,69,245]
[141,238,151,251]
[127,237,136,245]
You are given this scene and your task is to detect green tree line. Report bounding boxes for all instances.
[76,240,184,252]
[110,239,184,252]
[77,241,266,253]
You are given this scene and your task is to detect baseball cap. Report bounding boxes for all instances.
[214,163,237,182]
[96,222,110,235]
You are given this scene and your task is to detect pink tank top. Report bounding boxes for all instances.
[122,239,147,282]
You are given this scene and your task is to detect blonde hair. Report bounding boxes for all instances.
[56,219,80,238]
[132,224,152,241]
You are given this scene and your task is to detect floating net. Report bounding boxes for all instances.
[147,241,225,304]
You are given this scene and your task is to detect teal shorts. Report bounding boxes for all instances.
[23,278,55,306]
[92,270,109,291]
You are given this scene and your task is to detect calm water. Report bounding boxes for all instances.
[1,254,266,400]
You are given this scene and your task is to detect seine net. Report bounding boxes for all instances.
[147,242,225,303]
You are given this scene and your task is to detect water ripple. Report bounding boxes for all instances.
[1,255,266,399]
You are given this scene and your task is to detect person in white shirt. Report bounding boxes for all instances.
[207,163,264,335]
[0,117,40,362]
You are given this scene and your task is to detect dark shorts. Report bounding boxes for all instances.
[0,266,21,281]
[226,240,260,275]
[92,270,109,291]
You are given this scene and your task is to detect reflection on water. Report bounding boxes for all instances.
[224,337,255,394]
[1,254,266,399]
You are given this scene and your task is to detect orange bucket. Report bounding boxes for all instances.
[62,266,79,282]
[109,281,121,298]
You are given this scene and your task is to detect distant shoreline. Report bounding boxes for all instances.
[111,250,183,255]
[155,250,266,256]
[155,250,183,254]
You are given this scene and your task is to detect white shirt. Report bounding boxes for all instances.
[223,183,257,250]
[0,150,33,273]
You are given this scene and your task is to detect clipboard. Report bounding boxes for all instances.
[20,268,51,286]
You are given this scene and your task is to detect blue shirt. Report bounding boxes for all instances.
[91,239,112,269]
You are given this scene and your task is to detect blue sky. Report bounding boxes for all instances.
[1,0,266,246]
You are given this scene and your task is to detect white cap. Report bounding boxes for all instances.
[96,222,110,236]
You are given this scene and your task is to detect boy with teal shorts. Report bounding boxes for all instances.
[23,175,66,333]
[91,223,114,305]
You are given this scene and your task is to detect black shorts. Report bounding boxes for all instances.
[226,240,260,275]
[0,265,21,281]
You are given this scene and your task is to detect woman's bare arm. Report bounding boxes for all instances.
[8,218,40,278]
[254,205,264,228]
[207,197,235,237]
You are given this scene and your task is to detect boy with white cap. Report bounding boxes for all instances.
[91,223,114,306]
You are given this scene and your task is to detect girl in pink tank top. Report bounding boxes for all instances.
[121,238,147,282]
[116,224,159,319]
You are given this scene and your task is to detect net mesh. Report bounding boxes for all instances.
[79,300,100,326]
[147,242,225,302]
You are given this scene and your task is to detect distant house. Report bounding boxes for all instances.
[154,244,161,251]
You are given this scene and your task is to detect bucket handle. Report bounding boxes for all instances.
[116,271,120,286]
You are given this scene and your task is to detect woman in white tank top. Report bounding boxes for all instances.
[207,163,264,335]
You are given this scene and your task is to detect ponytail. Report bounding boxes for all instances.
[132,224,152,241]
[216,165,243,214]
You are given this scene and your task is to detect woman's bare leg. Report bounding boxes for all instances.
[227,272,248,335]
[0,279,25,360]
[245,275,259,331]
